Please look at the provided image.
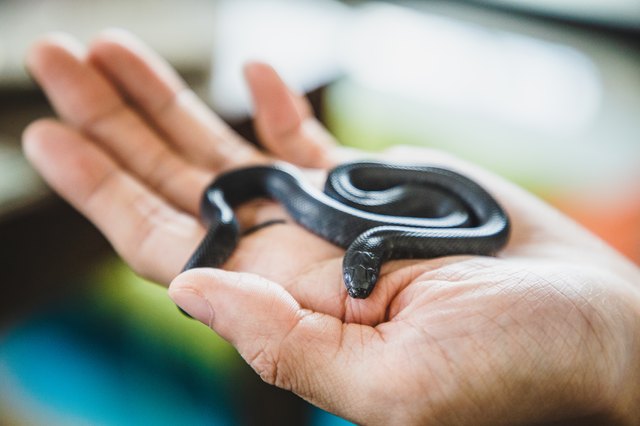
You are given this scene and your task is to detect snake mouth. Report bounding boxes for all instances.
[346,285,372,299]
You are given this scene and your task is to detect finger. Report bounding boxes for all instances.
[23,119,204,284]
[27,33,212,215]
[245,62,339,168]
[169,268,380,420]
[87,29,265,170]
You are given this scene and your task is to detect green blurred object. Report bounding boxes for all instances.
[0,256,241,425]
[91,256,238,372]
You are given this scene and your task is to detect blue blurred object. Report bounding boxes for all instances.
[0,305,235,425]
[310,409,355,426]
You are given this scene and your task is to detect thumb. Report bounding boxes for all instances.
[168,268,352,406]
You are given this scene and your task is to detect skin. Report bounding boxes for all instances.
[22,30,640,425]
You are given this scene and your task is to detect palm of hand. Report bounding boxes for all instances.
[24,31,640,425]
[232,225,634,425]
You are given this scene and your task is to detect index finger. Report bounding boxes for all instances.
[87,29,266,171]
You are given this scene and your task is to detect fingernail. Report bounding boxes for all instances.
[169,289,214,326]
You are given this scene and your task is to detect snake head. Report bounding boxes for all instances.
[343,250,381,299]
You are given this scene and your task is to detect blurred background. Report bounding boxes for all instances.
[1,0,639,424]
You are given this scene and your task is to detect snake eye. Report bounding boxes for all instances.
[366,269,377,285]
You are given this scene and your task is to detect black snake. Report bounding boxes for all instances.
[183,161,510,299]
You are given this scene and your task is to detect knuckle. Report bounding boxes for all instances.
[247,345,282,387]
[246,313,317,393]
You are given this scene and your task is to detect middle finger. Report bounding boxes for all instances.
[87,29,267,171]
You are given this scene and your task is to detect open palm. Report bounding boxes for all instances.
[24,31,640,425]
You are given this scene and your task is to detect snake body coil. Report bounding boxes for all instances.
[184,162,510,298]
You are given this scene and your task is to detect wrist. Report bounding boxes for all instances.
[605,285,640,425]
[609,361,640,425]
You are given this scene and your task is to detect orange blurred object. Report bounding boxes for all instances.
[549,188,640,265]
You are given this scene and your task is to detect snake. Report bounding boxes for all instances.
[183,161,510,299]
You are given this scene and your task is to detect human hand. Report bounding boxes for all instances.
[23,31,640,425]
[23,29,347,285]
